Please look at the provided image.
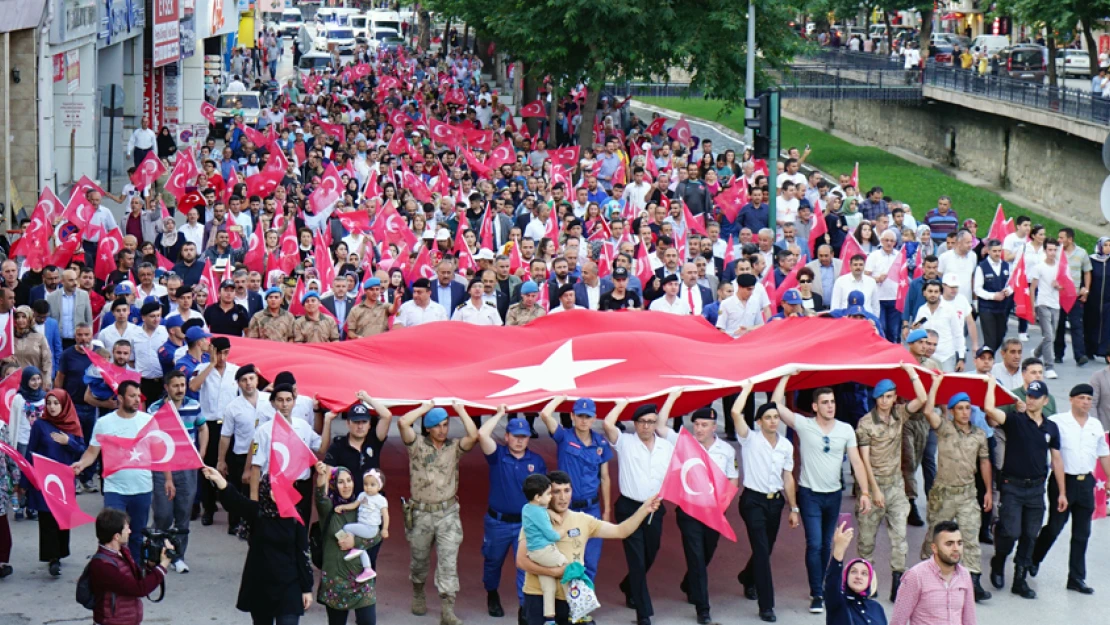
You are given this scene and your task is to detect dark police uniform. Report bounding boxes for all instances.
[481,444,547,606]
[551,425,612,580]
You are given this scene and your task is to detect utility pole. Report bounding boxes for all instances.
[745,0,756,145]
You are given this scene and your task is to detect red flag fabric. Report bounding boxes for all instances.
[519,100,546,118]
[223,167,241,207]
[98,403,205,477]
[17,204,53,271]
[428,119,460,148]
[406,246,436,285]
[130,151,167,190]
[317,120,346,143]
[71,175,107,201]
[62,192,95,231]
[839,236,866,276]
[245,169,283,199]
[177,190,207,216]
[222,314,1006,414]
[549,147,580,168]
[31,453,94,529]
[336,210,372,235]
[668,119,692,145]
[454,226,477,275]
[243,221,267,274]
[155,251,175,272]
[309,163,343,214]
[809,196,828,249]
[35,186,66,224]
[987,204,1009,243]
[264,142,290,175]
[682,201,708,237]
[401,166,434,204]
[1056,252,1078,313]
[714,183,747,224]
[236,123,270,149]
[288,279,306,317]
[199,258,219,303]
[894,246,910,313]
[94,229,125,281]
[443,88,467,106]
[47,237,81,268]
[658,429,739,541]
[268,415,318,523]
[645,117,667,136]
[0,370,21,424]
[294,141,307,166]
[314,231,336,292]
[159,198,171,220]
[1010,253,1036,323]
[0,440,38,487]
[597,242,613,279]
[722,235,735,270]
[462,127,493,152]
[85,348,141,393]
[1095,435,1108,520]
[635,243,655,288]
[508,241,523,275]
[487,142,516,170]
[200,101,218,124]
[850,162,860,191]
[479,204,495,251]
[278,219,300,275]
[369,202,418,250]
[462,149,493,180]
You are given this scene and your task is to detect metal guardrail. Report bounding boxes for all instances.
[924,64,1110,124]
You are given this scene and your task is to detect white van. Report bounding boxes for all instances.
[349,14,370,43]
[367,9,402,35]
[280,9,303,38]
[970,34,1010,56]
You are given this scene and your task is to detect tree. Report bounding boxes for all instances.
[428,0,809,146]
[993,0,1110,87]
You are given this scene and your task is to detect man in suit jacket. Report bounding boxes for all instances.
[28,266,62,304]
[572,262,603,310]
[678,263,714,316]
[320,280,358,334]
[490,204,515,250]
[546,257,577,309]
[429,261,468,312]
[46,269,93,348]
[805,244,843,300]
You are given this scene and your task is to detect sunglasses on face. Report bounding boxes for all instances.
[798,279,812,284]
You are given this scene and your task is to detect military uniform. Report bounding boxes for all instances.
[405,434,468,600]
[247,308,296,341]
[920,418,989,573]
[505,302,545,326]
[293,314,339,343]
[345,301,391,337]
[453,300,502,326]
[855,405,916,573]
[903,355,941,500]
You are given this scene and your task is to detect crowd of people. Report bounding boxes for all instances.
[0,28,1108,625]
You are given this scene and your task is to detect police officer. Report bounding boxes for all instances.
[505,281,546,326]
[537,396,613,583]
[397,402,478,625]
[476,408,547,622]
[658,391,738,624]
[731,382,800,623]
[984,377,1067,599]
[1030,383,1110,594]
[920,377,994,602]
[156,316,186,379]
[453,278,503,325]
[854,366,927,601]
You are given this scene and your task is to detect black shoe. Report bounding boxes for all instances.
[990,557,1005,589]
[25,508,37,521]
[680,576,694,604]
[620,579,635,609]
[809,596,824,613]
[696,610,711,624]
[907,501,925,527]
[1028,562,1039,577]
[1012,566,1037,599]
[201,512,214,526]
[1078,356,1090,366]
[190,503,201,521]
[890,571,903,602]
[517,606,527,625]
[48,561,61,577]
[971,573,992,602]
[979,525,994,545]
[636,619,651,625]
[1067,578,1095,594]
[743,583,758,601]
[0,564,12,578]
[759,609,777,623]
[487,590,504,617]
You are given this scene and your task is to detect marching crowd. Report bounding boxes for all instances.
[0,32,1108,625]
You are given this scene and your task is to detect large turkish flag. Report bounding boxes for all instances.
[98,403,205,477]
[223,313,1014,414]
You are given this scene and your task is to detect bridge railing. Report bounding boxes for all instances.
[924,64,1110,125]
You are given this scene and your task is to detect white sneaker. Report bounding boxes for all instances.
[1019,333,1029,342]
[172,560,190,573]
[1045,370,1058,380]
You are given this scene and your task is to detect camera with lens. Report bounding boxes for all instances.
[140,528,188,566]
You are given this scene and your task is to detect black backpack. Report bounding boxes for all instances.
[76,553,115,610]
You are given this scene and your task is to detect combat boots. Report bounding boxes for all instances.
[971,573,992,602]
[441,593,464,625]
[1012,566,1037,599]
[412,582,427,615]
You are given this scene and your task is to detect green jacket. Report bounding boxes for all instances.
[314,485,380,611]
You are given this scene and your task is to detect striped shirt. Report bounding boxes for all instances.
[147,397,206,446]
[923,207,960,244]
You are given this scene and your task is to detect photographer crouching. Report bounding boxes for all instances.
[87,508,170,625]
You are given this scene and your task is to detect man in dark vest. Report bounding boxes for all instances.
[973,239,1012,353]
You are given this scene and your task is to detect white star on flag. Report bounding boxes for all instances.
[1097,480,1107,491]
[129,449,143,462]
[487,340,624,398]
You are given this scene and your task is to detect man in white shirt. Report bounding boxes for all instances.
[621,168,652,212]
[912,278,965,371]
[942,273,979,355]
[132,301,169,402]
[1003,216,1031,263]
[126,118,157,167]
[864,229,902,342]
[831,254,879,317]
[452,278,502,325]
[938,230,977,304]
[1029,239,1063,379]
[678,262,710,316]
[649,274,691,315]
[395,278,449,327]
[1029,384,1110,593]
[991,337,1024,390]
[602,398,676,625]
[716,274,765,337]
[776,182,800,230]
[98,298,143,359]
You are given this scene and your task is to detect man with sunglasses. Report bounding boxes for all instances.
[771,373,872,615]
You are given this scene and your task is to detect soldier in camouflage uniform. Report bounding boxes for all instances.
[920,375,994,602]
[398,401,479,625]
[902,328,941,527]
[505,282,546,326]
[293,291,339,343]
[854,365,927,601]
[345,278,393,338]
[247,286,296,341]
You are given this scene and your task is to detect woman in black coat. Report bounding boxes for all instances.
[202,467,313,625]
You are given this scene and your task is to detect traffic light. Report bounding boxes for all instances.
[745,93,773,159]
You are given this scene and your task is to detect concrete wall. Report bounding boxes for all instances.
[781,97,1109,227]
[0,29,41,218]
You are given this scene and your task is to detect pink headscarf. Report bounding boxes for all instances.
[843,557,877,597]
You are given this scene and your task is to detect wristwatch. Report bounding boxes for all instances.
[791,507,800,513]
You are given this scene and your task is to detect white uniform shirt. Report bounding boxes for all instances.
[913,300,965,363]
[222,392,272,454]
[737,427,795,493]
[451,300,501,325]
[612,432,675,502]
[132,325,169,379]
[97,322,144,354]
[192,362,241,422]
[395,300,449,327]
[1050,411,1110,475]
[649,295,692,315]
[864,248,900,301]
[662,429,739,480]
[716,294,765,336]
[251,416,321,480]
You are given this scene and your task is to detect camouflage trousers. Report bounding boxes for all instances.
[902,419,930,500]
[855,476,910,572]
[921,484,982,574]
[407,501,464,596]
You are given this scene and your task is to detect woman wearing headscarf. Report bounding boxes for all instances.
[1085,236,1110,358]
[157,126,177,161]
[825,522,887,625]
[155,216,185,263]
[6,366,46,518]
[314,462,380,625]
[22,388,86,576]
[202,467,314,625]
[5,307,52,382]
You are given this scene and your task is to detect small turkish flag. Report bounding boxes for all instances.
[487,142,516,170]
[155,251,175,273]
[1009,253,1036,323]
[657,429,739,541]
[0,440,38,488]
[463,127,493,152]
[47,237,81,268]
[61,192,95,231]
[200,101,217,125]
[95,228,125,281]
[85,349,140,395]
[35,186,65,224]
[839,235,866,276]
[406,245,436,285]
[714,182,747,224]
[243,221,268,275]
[894,246,910,313]
[646,116,667,137]
[1056,252,1078,313]
[199,258,219,303]
[268,415,318,524]
[336,210,372,235]
[0,369,21,424]
[682,201,708,237]
[722,235,736,270]
[809,196,828,250]
[850,162,860,190]
[245,169,283,199]
[130,151,167,191]
[668,119,692,145]
[32,453,95,529]
[278,218,300,275]
[177,190,207,216]
[98,402,205,477]
[519,100,546,118]
[635,242,655,289]
[1094,434,1108,520]
[987,203,1010,243]
[549,146,580,168]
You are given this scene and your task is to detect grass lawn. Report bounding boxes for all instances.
[638,96,1098,250]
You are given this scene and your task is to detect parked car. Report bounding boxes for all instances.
[325,27,357,54]
[280,8,303,38]
[931,42,955,65]
[1003,45,1047,82]
[1055,49,1092,77]
[297,51,334,76]
[970,34,1010,57]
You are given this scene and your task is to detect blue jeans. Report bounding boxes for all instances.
[481,514,525,604]
[799,487,842,598]
[579,502,603,580]
[152,470,197,561]
[879,299,901,342]
[103,490,153,561]
[922,428,938,496]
